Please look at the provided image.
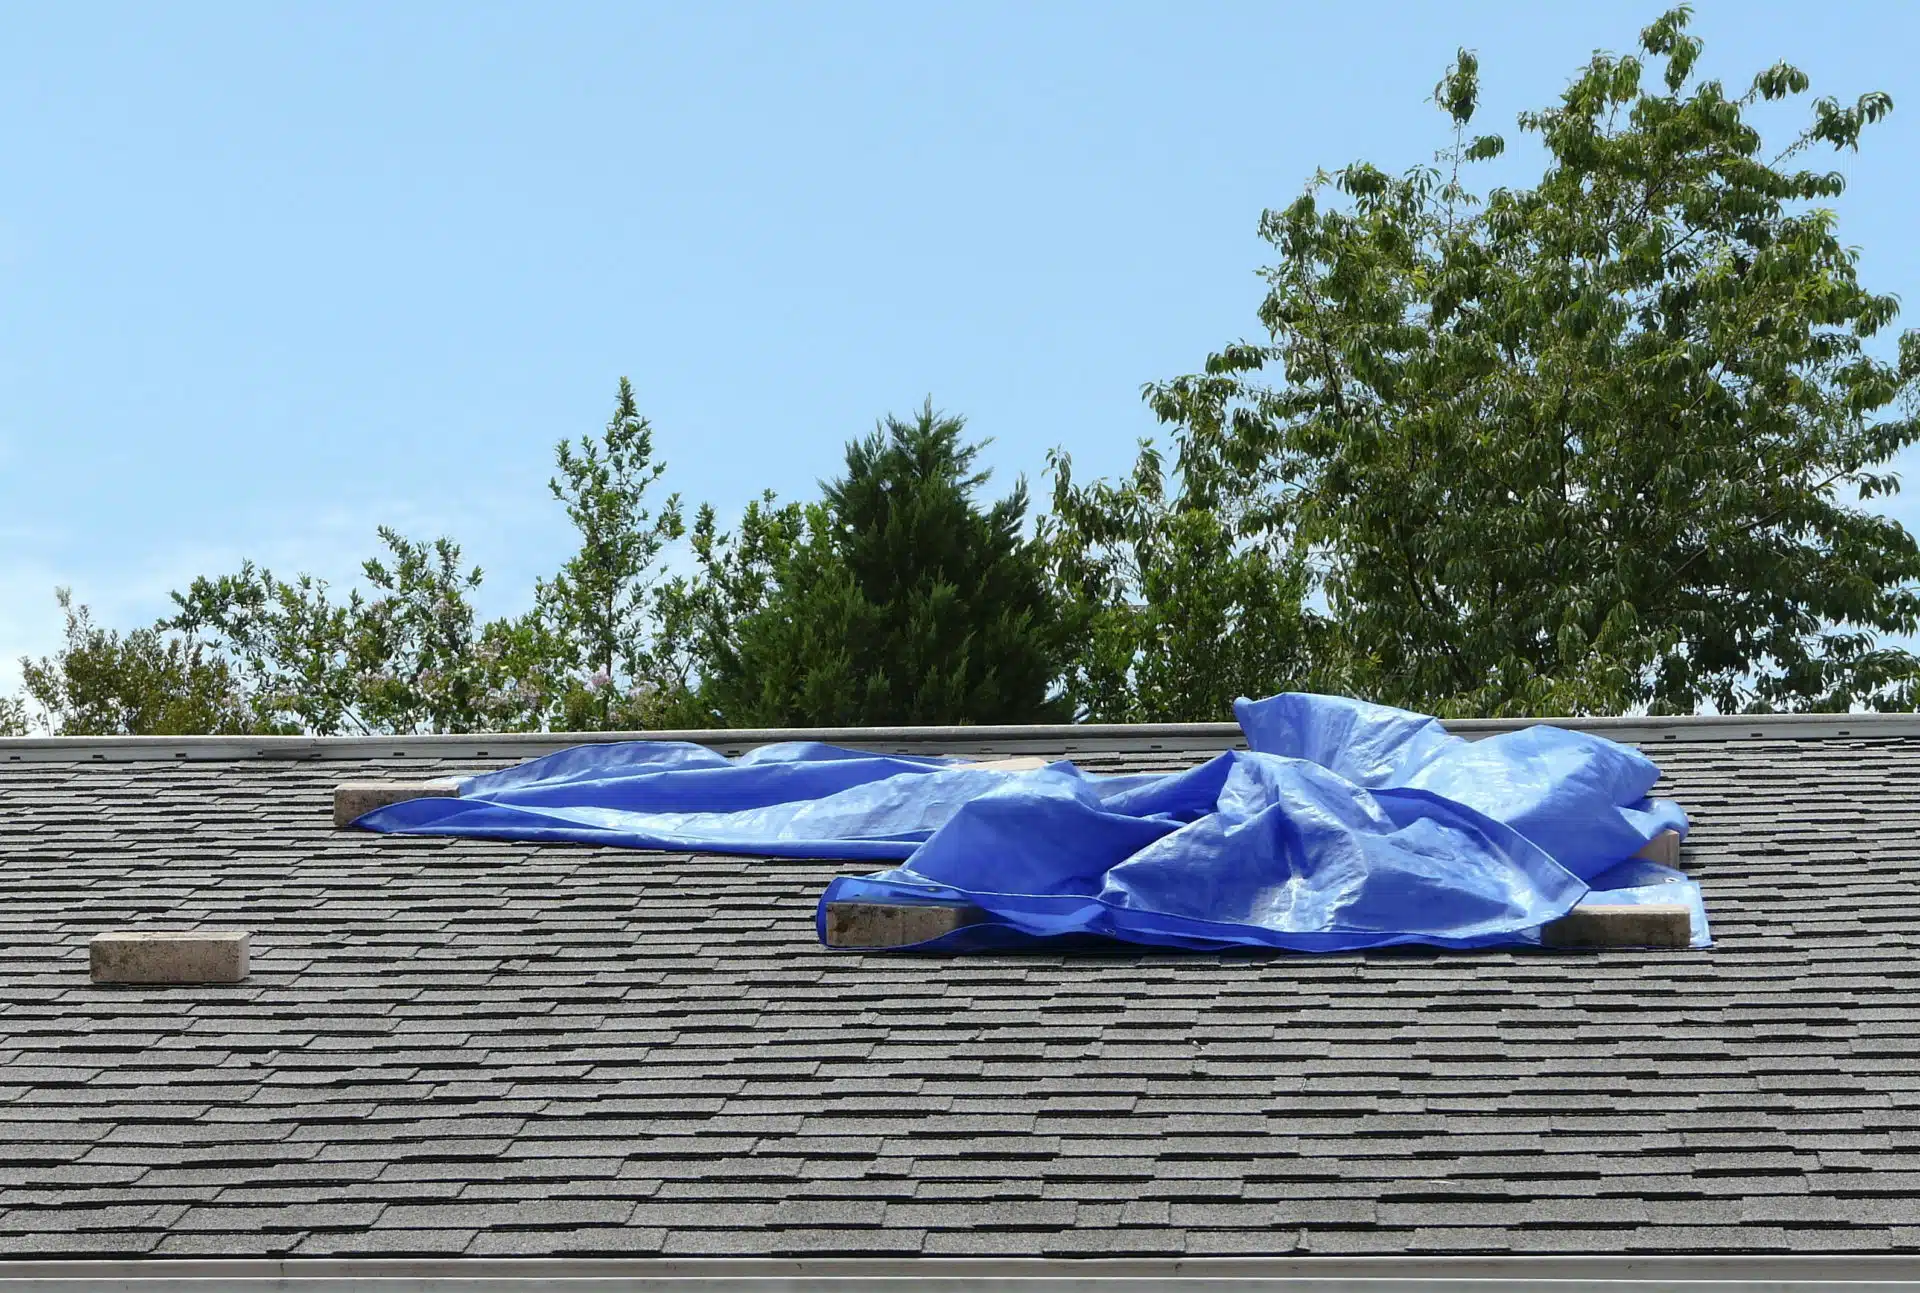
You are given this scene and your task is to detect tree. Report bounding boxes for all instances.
[166,564,360,734]
[1043,434,1329,722]
[168,528,543,735]
[19,589,257,736]
[167,379,694,735]
[1150,7,1920,715]
[646,491,808,728]
[537,377,687,729]
[697,401,1066,726]
[352,528,520,733]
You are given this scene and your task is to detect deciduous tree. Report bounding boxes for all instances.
[20,590,257,736]
[537,377,687,729]
[1151,7,1920,714]
[1042,433,1328,721]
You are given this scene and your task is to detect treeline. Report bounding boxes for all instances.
[10,9,1920,736]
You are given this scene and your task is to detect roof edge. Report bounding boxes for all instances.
[0,1255,1913,1284]
[0,711,1913,763]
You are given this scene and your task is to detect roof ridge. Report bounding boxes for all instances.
[0,711,1912,762]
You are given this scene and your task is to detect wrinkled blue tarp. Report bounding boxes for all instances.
[360,693,1707,953]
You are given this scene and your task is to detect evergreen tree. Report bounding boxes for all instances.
[699,401,1065,725]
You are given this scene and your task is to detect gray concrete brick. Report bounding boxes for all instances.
[333,782,460,829]
[89,932,248,986]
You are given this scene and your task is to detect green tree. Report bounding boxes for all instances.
[19,589,257,736]
[22,377,700,739]
[1043,434,1329,722]
[537,377,687,729]
[166,564,360,733]
[168,528,543,735]
[1150,7,1920,715]
[647,491,807,728]
[352,528,514,733]
[698,401,1065,726]
[169,379,693,735]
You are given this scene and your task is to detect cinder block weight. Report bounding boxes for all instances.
[823,902,984,948]
[333,781,460,828]
[90,931,250,985]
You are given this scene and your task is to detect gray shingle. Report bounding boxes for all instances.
[290,1228,477,1256]
[169,1203,387,1232]
[372,1200,635,1229]
[465,1226,668,1255]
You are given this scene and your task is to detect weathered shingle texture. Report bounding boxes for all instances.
[2,735,1918,1258]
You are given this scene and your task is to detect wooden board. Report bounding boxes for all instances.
[823,900,1696,951]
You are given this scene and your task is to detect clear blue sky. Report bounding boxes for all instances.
[3,1,1917,689]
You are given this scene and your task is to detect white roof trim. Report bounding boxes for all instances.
[0,711,1911,763]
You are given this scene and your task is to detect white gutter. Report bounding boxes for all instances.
[0,1254,1915,1289]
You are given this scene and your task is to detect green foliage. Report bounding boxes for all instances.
[536,378,689,729]
[353,528,519,733]
[697,401,1066,726]
[645,492,807,727]
[20,589,256,735]
[165,566,360,733]
[164,379,694,735]
[167,529,536,735]
[1149,7,1920,715]
[1043,434,1327,722]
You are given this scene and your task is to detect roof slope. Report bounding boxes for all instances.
[2,727,1918,1258]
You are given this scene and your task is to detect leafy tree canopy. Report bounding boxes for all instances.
[535,377,688,729]
[1043,434,1329,722]
[165,528,526,735]
[160,379,692,735]
[20,590,256,736]
[1149,6,1920,715]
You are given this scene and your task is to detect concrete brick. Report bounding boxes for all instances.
[1541,903,1692,950]
[822,902,983,949]
[90,932,249,985]
[333,781,460,829]
[956,757,1052,773]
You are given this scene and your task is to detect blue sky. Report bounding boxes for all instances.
[2,1,1917,690]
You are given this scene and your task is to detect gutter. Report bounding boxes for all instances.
[0,1254,1916,1289]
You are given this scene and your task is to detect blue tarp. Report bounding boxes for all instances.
[359,693,1707,953]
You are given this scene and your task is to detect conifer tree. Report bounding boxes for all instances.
[699,401,1065,725]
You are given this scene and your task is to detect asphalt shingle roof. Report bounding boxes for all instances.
[3,726,1918,1259]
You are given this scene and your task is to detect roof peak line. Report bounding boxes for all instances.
[0,711,1909,763]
